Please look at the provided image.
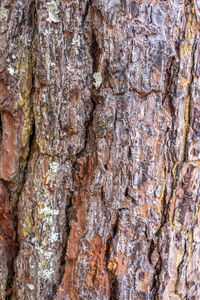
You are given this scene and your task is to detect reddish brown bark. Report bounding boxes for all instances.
[1,0,200,299]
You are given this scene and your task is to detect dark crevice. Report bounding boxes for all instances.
[82,0,92,26]
[76,96,96,159]
[7,122,36,300]
[162,55,179,169]
[109,275,119,300]
[112,214,119,239]
[77,12,105,158]
[160,185,168,226]
[27,0,37,28]
[162,55,177,105]
[125,187,128,197]
[148,239,156,265]
[56,193,73,295]
[105,213,120,300]
[174,238,187,297]
[124,184,137,206]
[151,254,162,298]
[114,88,161,97]
[100,186,106,207]
[90,30,101,73]
[128,146,131,160]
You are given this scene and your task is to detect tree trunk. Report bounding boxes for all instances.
[0,0,200,299]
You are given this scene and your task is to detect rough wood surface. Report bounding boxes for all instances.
[0,0,200,299]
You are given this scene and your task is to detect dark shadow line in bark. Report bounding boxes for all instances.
[105,213,120,300]
[55,194,73,298]
[90,30,101,73]
[82,0,92,26]
[174,238,187,298]
[76,95,96,159]
[7,121,36,300]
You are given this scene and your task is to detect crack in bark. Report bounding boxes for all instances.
[90,30,101,74]
[55,193,74,298]
[105,212,120,300]
[151,254,162,299]
[76,95,96,159]
[114,88,161,97]
[82,0,92,26]
[174,238,187,298]
[9,105,36,300]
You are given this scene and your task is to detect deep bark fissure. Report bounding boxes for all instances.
[77,96,96,159]
[148,239,156,266]
[174,238,187,298]
[8,123,36,300]
[82,0,92,26]
[90,30,101,74]
[151,255,162,299]
[55,192,74,297]
[105,212,120,300]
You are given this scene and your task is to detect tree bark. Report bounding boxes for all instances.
[0,0,200,299]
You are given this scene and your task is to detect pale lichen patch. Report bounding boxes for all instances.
[39,206,59,216]
[47,1,60,23]
[26,284,34,290]
[93,72,103,88]
[72,33,81,55]
[49,161,59,173]
[7,65,15,76]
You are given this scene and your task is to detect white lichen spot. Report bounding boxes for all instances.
[43,250,53,260]
[71,33,81,55]
[47,1,60,23]
[26,284,34,290]
[8,65,15,76]
[42,269,55,278]
[93,72,103,88]
[49,161,59,173]
[50,232,59,243]
[34,184,61,280]
[45,161,60,185]
[34,243,56,279]
[39,206,59,216]
[43,29,49,37]
[24,159,62,282]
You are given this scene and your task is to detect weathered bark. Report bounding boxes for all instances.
[1,0,200,299]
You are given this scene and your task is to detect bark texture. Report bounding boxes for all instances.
[1,0,200,299]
